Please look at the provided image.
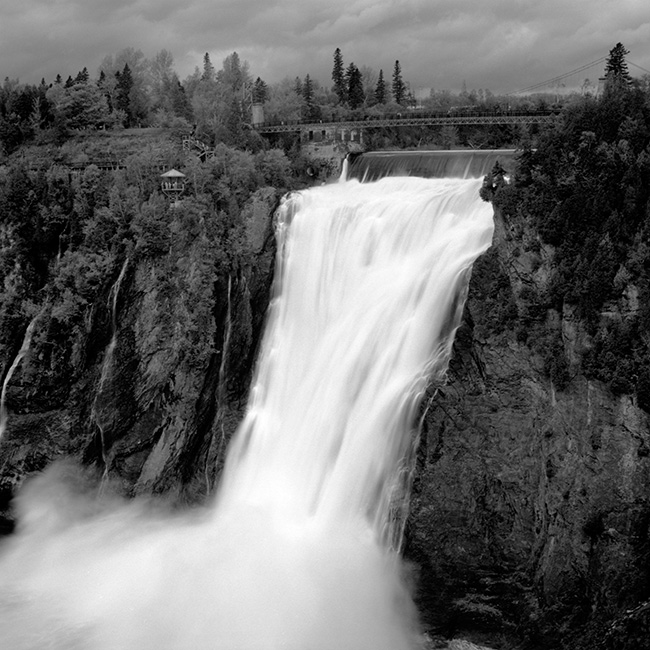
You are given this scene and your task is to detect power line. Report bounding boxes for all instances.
[506,57,607,95]
[629,60,650,75]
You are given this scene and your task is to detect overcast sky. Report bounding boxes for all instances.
[2,0,649,94]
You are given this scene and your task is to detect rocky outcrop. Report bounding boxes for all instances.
[406,206,650,647]
[0,187,279,525]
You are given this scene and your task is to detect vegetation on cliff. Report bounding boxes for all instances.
[485,68,650,412]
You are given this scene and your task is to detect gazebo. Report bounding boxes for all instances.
[160,169,186,203]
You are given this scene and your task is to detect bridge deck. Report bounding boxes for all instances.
[254,111,559,134]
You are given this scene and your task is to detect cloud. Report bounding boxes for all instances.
[1,0,648,93]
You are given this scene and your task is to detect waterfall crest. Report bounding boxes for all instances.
[0,175,493,650]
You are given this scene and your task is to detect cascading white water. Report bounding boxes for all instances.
[0,313,40,441]
[90,257,129,480]
[0,175,493,649]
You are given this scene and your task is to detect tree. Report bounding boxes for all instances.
[149,49,175,110]
[252,77,268,103]
[302,74,318,120]
[375,69,386,104]
[167,74,193,121]
[115,64,133,125]
[202,53,215,82]
[332,48,346,104]
[261,77,302,124]
[55,84,111,130]
[74,68,89,85]
[346,63,364,109]
[604,42,632,87]
[219,52,250,95]
[392,60,406,105]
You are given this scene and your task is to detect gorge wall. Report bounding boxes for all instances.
[406,203,650,648]
[0,182,279,517]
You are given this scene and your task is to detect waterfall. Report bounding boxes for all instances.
[90,257,129,478]
[0,174,493,649]
[0,314,40,441]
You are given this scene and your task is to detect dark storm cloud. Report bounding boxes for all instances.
[2,0,649,92]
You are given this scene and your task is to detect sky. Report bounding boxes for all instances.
[2,0,649,95]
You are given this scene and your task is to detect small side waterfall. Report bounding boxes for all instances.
[0,314,40,441]
[90,257,129,477]
[0,171,494,650]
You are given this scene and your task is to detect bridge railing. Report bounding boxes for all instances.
[253,109,560,134]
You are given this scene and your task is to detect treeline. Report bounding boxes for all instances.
[1,45,573,158]
[0,49,262,155]
[484,50,650,411]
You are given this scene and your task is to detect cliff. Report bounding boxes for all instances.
[406,203,650,648]
[0,146,285,526]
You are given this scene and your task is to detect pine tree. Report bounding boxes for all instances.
[115,63,133,125]
[346,63,364,109]
[74,67,89,85]
[375,69,386,104]
[170,75,193,121]
[302,74,317,120]
[294,76,303,97]
[252,77,268,103]
[332,47,346,104]
[202,53,215,81]
[604,43,632,86]
[392,60,406,105]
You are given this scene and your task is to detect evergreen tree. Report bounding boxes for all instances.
[252,77,268,103]
[302,74,317,121]
[170,76,193,121]
[115,63,133,125]
[332,47,346,104]
[604,42,632,86]
[346,63,365,109]
[375,69,386,104]
[75,67,89,85]
[202,53,215,82]
[392,60,406,105]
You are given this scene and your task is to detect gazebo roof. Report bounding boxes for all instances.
[160,169,186,178]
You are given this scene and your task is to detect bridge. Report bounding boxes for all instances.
[252,109,560,135]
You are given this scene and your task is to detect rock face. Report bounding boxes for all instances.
[0,187,279,520]
[406,206,650,647]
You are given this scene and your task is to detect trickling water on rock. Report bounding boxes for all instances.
[0,313,41,442]
[0,175,493,649]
